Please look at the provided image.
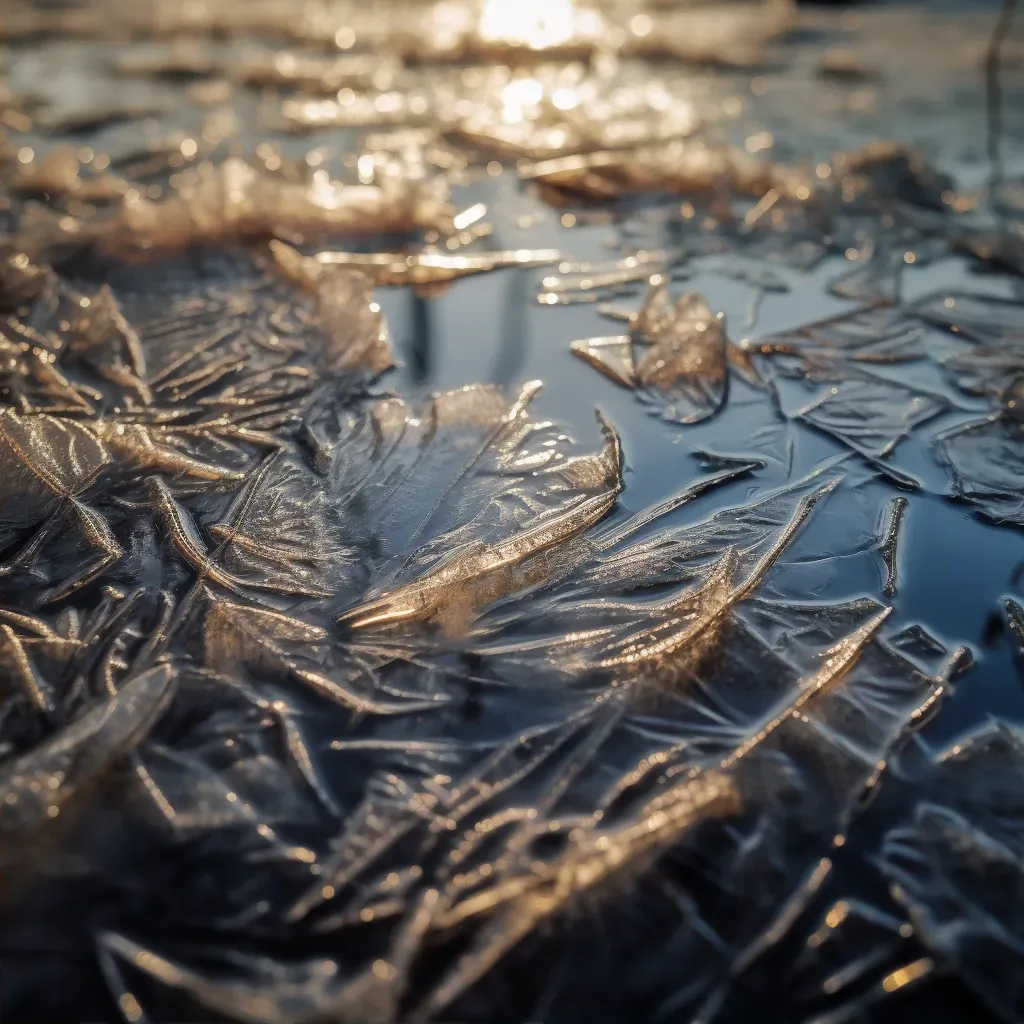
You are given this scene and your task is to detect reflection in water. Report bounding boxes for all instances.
[409,289,433,384]
[491,268,529,386]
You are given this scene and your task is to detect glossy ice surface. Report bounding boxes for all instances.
[1,1,1023,1021]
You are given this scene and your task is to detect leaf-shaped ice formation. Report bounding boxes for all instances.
[306,269,395,378]
[916,293,1024,404]
[938,417,1024,527]
[797,379,946,461]
[826,251,900,307]
[900,291,1024,525]
[943,344,1024,406]
[0,408,110,527]
[124,660,348,879]
[915,292,1024,346]
[749,305,949,468]
[202,596,440,716]
[879,722,1024,1021]
[571,283,729,424]
[331,380,623,637]
[0,408,123,601]
[203,452,355,599]
[0,663,175,870]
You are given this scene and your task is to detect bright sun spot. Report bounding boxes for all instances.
[479,0,579,50]
[500,77,545,123]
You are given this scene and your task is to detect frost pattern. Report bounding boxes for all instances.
[880,723,1024,1021]
[1,1,1023,1021]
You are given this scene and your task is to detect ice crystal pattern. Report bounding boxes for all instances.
[1,1,1024,1022]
